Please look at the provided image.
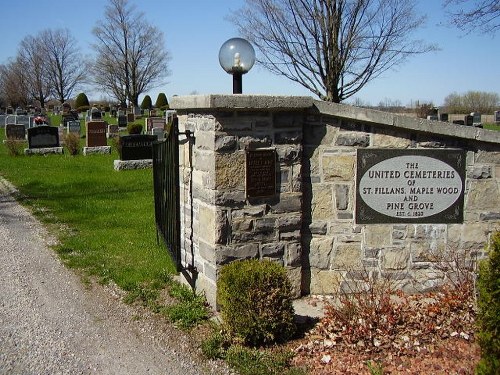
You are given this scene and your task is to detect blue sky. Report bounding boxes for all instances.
[0,0,498,107]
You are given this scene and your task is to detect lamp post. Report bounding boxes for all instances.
[218,38,256,94]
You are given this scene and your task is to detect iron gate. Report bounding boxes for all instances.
[153,116,181,271]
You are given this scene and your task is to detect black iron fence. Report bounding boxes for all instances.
[153,116,181,271]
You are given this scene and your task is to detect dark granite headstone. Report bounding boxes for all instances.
[118,115,127,127]
[127,113,135,123]
[86,121,107,147]
[5,124,26,140]
[439,113,449,122]
[27,126,59,148]
[464,115,473,126]
[495,111,500,123]
[119,134,157,160]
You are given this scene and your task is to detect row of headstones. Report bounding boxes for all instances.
[0,115,35,128]
[4,120,164,161]
[427,111,500,125]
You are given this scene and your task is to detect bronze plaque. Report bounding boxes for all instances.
[246,149,276,198]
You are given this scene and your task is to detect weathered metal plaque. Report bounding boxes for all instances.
[356,149,466,224]
[246,149,276,198]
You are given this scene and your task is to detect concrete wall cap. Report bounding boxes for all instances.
[171,94,313,111]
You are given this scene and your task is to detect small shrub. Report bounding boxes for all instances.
[217,259,296,346]
[63,133,80,155]
[5,140,25,156]
[127,123,143,134]
[476,231,500,374]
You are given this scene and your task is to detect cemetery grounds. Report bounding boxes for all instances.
[0,115,489,374]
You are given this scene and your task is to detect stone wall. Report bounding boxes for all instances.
[303,100,500,295]
[171,95,500,304]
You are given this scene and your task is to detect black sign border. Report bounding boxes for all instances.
[356,149,466,224]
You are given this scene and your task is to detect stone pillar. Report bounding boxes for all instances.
[171,95,312,306]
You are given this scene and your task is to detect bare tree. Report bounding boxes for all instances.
[92,0,170,108]
[17,34,52,108]
[40,28,87,104]
[230,0,437,102]
[443,0,500,35]
[0,58,30,108]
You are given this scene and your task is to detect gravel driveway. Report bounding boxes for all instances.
[0,178,230,375]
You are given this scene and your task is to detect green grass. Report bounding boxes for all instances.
[483,123,500,131]
[0,130,175,292]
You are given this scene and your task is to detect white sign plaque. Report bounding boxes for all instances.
[356,149,466,223]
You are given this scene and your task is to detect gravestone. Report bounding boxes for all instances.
[426,115,438,121]
[27,126,59,148]
[107,124,119,138]
[439,113,449,122]
[5,124,26,140]
[118,115,127,127]
[90,107,102,120]
[0,115,6,127]
[495,111,500,123]
[86,121,107,147]
[471,112,482,126]
[67,120,80,134]
[127,113,135,123]
[151,126,164,140]
[6,107,13,115]
[453,120,465,125]
[16,115,32,129]
[146,117,165,132]
[119,134,157,160]
[150,110,157,117]
[464,115,473,126]
[58,126,66,145]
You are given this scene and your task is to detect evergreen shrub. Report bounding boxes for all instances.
[74,92,89,112]
[127,123,143,134]
[217,259,295,346]
[140,95,153,110]
[155,92,169,110]
[476,231,500,374]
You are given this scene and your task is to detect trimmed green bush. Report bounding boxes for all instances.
[155,92,169,110]
[127,123,143,134]
[74,92,89,112]
[140,95,153,110]
[477,231,500,374]
[63,133,81,156]
[217,259,296,346]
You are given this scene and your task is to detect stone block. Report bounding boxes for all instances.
[286,242,301,266]
[275,131,302,144]
[335,133,369,147]
[214,135,237,152]
[311,185,333,220]
[277,215,301,231]
[331,243,362,271]
[261,243,285,257]
[280,230,300,241]
[216,243,259,265]
[238,136,271,149]
[382,247,410,270]
[466,180,500,211]
[309,237,333,268]
[195,131,215,150]
[308,221,328,235]
[309,269,341,295]
[276,145,301,163]
[322,153,355,181]
[270,193,302,213]
[335,184,349,210]
[113,159,152,170]
[372,132,412,148]
[83,146,111,155]
[469,165,492,179]
[303,122,337,146]
[198,205,216,244]
[364,225,393,247]
[215,152,245,189]
[286,266,302,298]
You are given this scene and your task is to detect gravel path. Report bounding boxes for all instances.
[0,178,230,375]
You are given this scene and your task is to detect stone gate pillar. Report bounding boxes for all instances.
[171,95,312,306]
